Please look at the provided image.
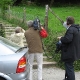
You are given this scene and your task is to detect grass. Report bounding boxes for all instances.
[10,6,80,33]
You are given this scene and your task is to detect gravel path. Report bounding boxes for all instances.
[33,67,80,80]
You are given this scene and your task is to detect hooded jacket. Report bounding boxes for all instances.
[10,33,25,47]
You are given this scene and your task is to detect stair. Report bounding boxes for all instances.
[33,56,57,69]
[4,24,27,46]
[0,20,57,68]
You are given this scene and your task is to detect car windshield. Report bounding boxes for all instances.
[0,36,21,52]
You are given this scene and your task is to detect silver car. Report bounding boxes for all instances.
[0,36,30,80]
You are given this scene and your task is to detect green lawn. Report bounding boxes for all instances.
[11,6,80,34]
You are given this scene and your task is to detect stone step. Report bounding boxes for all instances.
[2,24,12,27]
[33,56,57,69]
[5,26,15,29]
[5,27,15,31]
[5,31,14,34]
[4,26,15,37]
[33,61,57,69]
[5,28,15,32]
[5,30,15,32]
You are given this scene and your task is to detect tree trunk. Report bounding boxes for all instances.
[50,0,54,7]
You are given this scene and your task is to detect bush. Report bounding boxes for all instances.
[0,24,5,37]
[0,0,12,17]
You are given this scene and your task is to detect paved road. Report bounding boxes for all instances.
[33,67,80,80]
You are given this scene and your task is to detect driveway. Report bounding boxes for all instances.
[33,67,80,80]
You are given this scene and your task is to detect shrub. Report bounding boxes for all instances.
[0,24,5,37]
[0,0,12,17]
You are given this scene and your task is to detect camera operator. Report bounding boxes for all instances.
[24,20,48,80]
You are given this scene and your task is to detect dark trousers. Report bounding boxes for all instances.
[64,61,75,80]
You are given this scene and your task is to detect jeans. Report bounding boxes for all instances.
[28,53,43,80]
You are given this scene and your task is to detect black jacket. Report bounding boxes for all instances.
[61,24,80,62]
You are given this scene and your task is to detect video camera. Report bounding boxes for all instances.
[55,41,62,53]
[33,17,41,30]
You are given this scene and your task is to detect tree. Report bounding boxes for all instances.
[13,0,22,5]
[50,0,54,7]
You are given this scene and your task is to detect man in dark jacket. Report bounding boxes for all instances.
[58,16,80,80]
